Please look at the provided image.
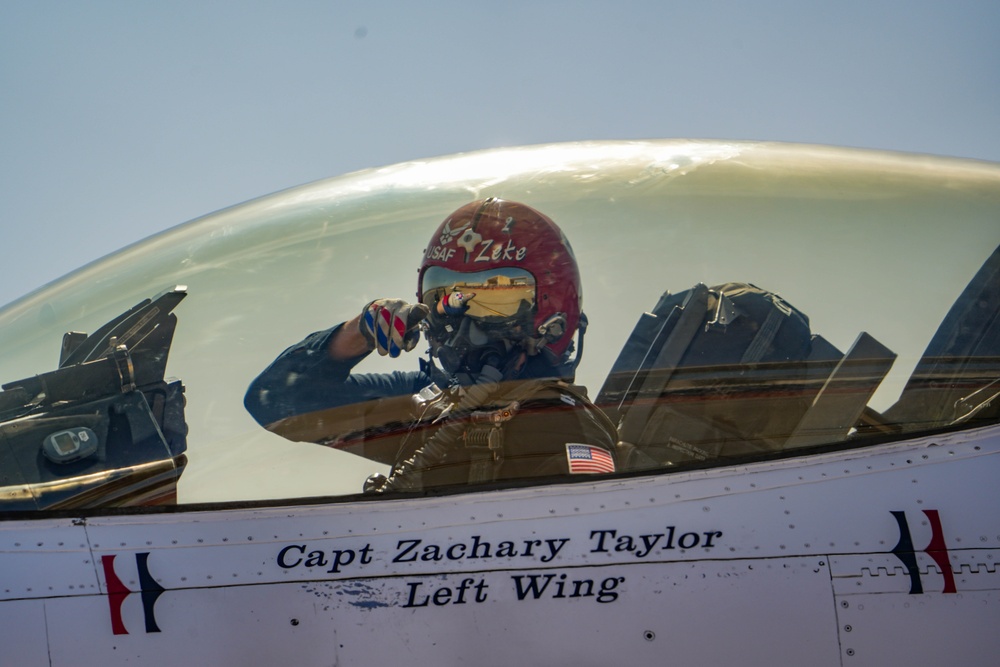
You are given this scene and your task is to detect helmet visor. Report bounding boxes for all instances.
[422,266,536,322]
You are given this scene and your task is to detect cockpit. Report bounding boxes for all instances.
[0,141,997,510]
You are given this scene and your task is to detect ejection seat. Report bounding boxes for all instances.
[879,244,1000,431]
[596,282,898,468]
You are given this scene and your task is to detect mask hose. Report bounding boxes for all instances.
[364,364,503,493]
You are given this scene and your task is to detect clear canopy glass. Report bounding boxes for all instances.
[0,140,997,509]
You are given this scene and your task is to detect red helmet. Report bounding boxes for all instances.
[418,198,582,357]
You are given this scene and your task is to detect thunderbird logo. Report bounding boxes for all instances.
[890,510,956,594]
[101,553,165,635]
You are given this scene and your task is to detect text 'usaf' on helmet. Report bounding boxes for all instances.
[418,198,583,357]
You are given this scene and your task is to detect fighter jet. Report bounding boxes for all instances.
[1,140,998,665]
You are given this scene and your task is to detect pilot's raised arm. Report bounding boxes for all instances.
[243,300,431,428]
[244,198,618,492]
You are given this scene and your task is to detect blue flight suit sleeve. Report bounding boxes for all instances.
[244,323,430,427]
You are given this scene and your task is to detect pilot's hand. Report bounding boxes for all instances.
[360,299,430,358]
[437,291,476,316]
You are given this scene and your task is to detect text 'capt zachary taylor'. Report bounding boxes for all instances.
[277,526,724,576]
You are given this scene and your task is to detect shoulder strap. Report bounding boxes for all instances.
[553,382,620,444]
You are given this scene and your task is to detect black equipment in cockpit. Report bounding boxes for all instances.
[597,282,898,467]
[0,286,189,511]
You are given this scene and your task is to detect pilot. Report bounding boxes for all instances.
[245,198,618,492]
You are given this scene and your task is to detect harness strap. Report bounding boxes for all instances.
[464,401,518,484]
[377,376,617,492]
[741,303,786,364]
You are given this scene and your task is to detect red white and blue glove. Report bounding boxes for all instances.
[360,299,430,358]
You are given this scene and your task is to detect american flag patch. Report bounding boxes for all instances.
[566,444,616,475]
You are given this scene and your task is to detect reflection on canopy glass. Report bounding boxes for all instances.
[0,141,997,509]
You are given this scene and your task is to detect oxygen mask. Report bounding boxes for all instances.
[420,266,548,382]
[431,315,511,380]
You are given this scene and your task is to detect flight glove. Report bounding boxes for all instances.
[360,299,430,358]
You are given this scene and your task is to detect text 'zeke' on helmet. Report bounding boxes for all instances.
[418,198,583,358]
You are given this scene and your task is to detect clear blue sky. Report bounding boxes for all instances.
[1,1,998,308]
